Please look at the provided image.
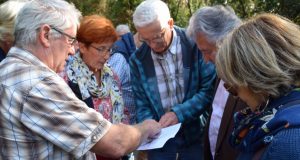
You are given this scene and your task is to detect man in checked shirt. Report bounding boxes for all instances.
[130,0,216,159]
[0,0,160,159]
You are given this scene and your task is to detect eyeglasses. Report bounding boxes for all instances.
[90,44,113,55]
[50,26,77,45]
[139,28,166,44]
[223,83,238,97]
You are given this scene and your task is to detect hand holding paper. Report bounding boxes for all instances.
[137,123,181,150]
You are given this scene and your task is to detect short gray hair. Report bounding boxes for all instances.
[115,24,130,36]
[14,0,81,48]
[0,0,27,42]
[186,5,241,44]
[133,0,170,28]
[216,13,300,98]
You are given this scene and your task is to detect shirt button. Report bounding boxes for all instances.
[91,135,98,143]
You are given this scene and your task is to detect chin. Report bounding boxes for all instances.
[56,64,66,73]
[56,68,64,73]
[98,66,103,71]
[153,49,165,54]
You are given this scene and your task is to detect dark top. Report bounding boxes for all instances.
[233,88,300,160]
[204,79,247,160]
[112,32,136,63]
[0,47,6,62]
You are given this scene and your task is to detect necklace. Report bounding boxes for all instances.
[256,98,270,113]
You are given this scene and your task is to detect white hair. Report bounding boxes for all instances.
[14,0,82,48]
[0,0,27,42]
[133,0,170,28]
[186,5,241,44]
[115,24,130,36]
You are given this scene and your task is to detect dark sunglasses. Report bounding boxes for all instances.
[223,83,238,97]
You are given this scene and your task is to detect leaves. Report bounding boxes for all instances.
[72,0,299,28]
[2,0,298,30]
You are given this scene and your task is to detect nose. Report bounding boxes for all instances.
[68,46,76,55]
[148,40,159,48]
[103,51,110,61]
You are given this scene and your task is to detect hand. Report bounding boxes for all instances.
[142,119,161,139]
[159,112,179,128]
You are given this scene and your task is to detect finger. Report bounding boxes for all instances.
[162,120,171,128]
[158,116,166,124]
[149,131,161,139]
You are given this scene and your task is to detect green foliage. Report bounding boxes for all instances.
[103,0,143,31]
[67,0,101,15]
[2,0,298,28]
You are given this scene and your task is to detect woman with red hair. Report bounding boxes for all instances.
[63,15,129,160]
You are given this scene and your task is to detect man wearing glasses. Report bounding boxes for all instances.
[130,0,216,159]
[0,0,161,159]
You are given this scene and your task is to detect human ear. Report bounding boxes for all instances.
[39,24,51,48]
[168,18,174,29]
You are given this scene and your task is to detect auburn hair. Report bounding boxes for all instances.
[77,15,118,46]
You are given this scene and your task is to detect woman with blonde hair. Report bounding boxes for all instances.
[216,13,300,159]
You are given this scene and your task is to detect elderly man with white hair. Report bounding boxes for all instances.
[115,24,131,36]
[129,0,216,159]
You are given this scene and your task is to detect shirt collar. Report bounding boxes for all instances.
[168,29,178,55]
[7,47,56,74]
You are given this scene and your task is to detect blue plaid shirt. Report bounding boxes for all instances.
[0,47,111,159]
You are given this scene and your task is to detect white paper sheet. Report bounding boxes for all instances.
[137,123,181,150]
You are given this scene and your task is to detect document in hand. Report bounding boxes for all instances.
[137,123,182,150]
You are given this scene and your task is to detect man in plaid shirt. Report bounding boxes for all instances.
[130,0,216,160]
[0,0,161,159]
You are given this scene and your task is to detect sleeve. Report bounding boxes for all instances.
[260,128,300,160]
[171,45,216,123]
[108,53,136,124]
[129,54,156,122]
[21,75,112,158]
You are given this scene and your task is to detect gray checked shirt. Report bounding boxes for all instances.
[0,47,111,159]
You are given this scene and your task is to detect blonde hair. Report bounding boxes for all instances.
[0,0,26,42]
[216,13,300,98]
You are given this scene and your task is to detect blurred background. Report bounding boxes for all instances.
[1,0,299,32]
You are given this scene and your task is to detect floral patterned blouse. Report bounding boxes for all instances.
[62,53,129,124]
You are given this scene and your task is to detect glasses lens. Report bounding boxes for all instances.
[91,45,113,55]
[67,38,76,45]
[138,28,166,44]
